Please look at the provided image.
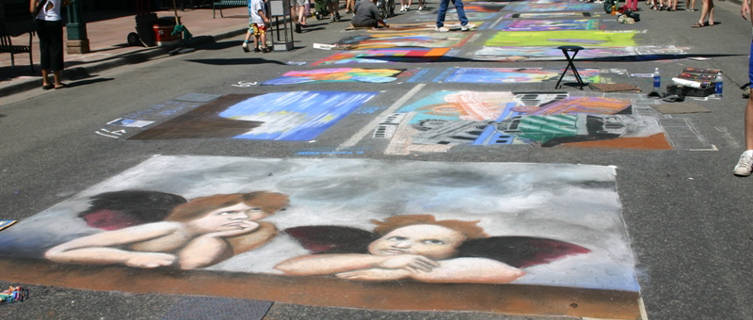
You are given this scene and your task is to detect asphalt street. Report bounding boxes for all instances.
[1,0,753,319]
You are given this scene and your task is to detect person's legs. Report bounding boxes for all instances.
[707,0,714,24]
[49,22,64,87]
[698,0,709,24]
[37,21,51,87]
[454,0,469,26]
[734,41,753,176]
[436,0,449,28]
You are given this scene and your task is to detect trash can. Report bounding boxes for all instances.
[153,17,181,46]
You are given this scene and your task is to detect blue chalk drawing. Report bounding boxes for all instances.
[219,91,377,141]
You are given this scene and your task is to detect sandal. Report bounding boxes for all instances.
[42,83,53,90]
[692,21,704,28]
[53,83,67,89]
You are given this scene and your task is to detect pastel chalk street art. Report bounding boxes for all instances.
[436,67,603,84]
[313,48,452,65]
[261,68,411,85]
[130,91,376,141]
[504,12,593,19]
[505,2,600,12]
[495,19,600,31]
[380,90,671,154]
[0,155,642,319]
[334,32,472,50]
[474,45,691,61]
[485,30,639,47]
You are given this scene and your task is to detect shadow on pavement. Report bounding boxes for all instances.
[67,78,115,88]
[186,58,287,65]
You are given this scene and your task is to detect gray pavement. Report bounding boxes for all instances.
[1,0,753,319]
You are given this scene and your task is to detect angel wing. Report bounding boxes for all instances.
[458,236,590,268]
[283,225,379,254]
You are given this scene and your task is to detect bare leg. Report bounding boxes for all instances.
[707,0,714,24]
[41,69,50,87]
[698,0,709,24]
[53,70,62,87]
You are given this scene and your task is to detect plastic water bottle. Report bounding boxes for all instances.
[714,72,723,97]
[653,67,661,90]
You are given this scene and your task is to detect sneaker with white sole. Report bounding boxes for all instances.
[418,5,423,10]
[460,23,475,31]
[734,150,753,176]
[435,25,449,32]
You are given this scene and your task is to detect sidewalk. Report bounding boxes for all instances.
[0,6,250,97]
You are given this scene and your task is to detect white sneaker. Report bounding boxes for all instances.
[435,25,449,32]
[400,5,406,11]
[460,22,475,31]
[734,150,753,176]
[418,5,423,10]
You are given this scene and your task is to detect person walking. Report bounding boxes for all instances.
[30,0,67,89]
[435,0,474,32]
[694,0,715,27]
[734,0,753,175]
[293,0,308,33]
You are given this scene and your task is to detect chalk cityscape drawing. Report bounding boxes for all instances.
[380,90,669,154]
[0,155,640,295]
[262,68,409,85]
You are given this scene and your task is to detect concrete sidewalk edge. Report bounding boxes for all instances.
[0,27,246,98]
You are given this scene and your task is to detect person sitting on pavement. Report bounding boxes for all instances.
[351,0,390,28]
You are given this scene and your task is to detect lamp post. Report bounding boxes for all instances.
[65,0,90,53]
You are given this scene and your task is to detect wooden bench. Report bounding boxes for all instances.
[212,0,246,18]
[0,23,34,73]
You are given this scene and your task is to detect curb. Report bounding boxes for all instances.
[0,27,246,98]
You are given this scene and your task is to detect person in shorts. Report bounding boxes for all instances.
[734,1,753,175]
[242,0,271,52]
[293,0,308,33]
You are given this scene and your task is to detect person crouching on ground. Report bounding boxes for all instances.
[243,0,271,52]
[351,0,390,28]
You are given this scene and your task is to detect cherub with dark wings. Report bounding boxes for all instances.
[275,214,589,284]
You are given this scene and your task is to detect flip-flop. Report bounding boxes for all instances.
[691,21,704,28]
[42,83,53,90]
[53,83,67,89]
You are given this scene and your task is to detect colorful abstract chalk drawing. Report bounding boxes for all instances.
[411,10,498,22]
[505,2,599,11]
[130,91,376,141]
[383,91,670,154]
[313,48,451,65]
[0,155,642,319]
[504,12,592,19]
[473,45,690,61]
[438,67,602,84]
[495,19,599,31]
[485,30,638,47]
[262,68,408,85]
[335,32,471,50]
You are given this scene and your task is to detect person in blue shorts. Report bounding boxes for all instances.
[734,0,753,175]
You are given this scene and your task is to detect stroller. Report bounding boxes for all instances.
[314,0,340,20]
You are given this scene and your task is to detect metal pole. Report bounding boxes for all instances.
[65,0,90,53]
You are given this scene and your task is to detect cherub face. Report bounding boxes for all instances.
[191,202,267,232]
[367,224,466,260]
